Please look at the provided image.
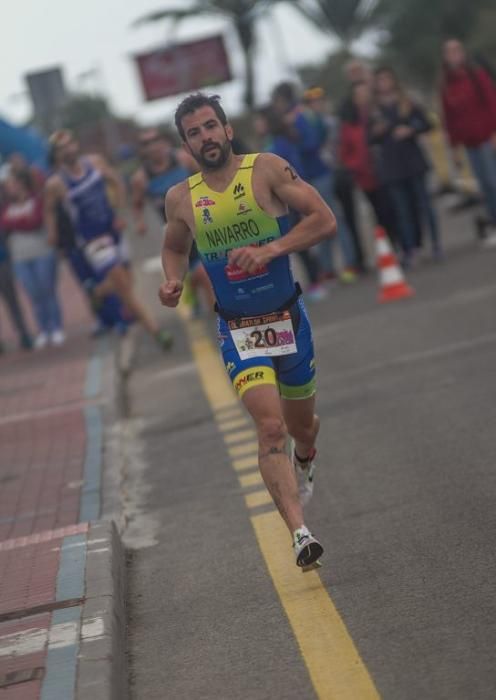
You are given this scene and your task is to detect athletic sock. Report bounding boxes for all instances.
[295,448,316,464]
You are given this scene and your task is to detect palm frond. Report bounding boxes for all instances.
[132,5,220,28]
[293,0,377,44]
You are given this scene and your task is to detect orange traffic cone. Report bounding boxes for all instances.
[376,227,415,303]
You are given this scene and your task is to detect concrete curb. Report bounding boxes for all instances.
[76,520,127,700]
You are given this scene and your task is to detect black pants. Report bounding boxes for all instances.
[288,209,321,285]
[364,188,399,249]
[335,169,366,270]
[0,259,31,343]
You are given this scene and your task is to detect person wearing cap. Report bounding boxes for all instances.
[272,82,358,283]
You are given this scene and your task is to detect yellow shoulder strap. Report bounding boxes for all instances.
[235,153,260,196]
[240,153,259,169]
[188,171,204,191]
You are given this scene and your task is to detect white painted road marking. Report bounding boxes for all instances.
[0,621,79,657]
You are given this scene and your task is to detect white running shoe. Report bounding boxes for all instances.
[50,330,66,346]
[291,440,317,508]
[34,332,48,350]
[481,232,496,249]
[293,526,324,569]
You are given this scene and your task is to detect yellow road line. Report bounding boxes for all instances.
[228,442,258,458]
[215,406,243,421]
[245,489,272,509]
[223,429,257,445]
[239,471,264,488]
[217,417,250,432]
[181,314,380,699]
[253,511,379,698]
[232,456,259,472]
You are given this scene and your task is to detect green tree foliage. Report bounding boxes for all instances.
[470,7,496,73]
[297,51,354,106]
[133,1,284,108]
[292,0,377,49]
[373,0,496,89]
[60,93,110,131]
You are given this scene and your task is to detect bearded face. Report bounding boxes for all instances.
[182,106,233,171]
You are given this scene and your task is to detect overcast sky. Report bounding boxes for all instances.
[0,1,376,127]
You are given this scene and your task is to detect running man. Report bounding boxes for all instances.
[45,129,172,349]
[159,94,336,568]
[131,128,215,314]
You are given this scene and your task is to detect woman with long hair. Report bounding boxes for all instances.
[339,80,398,247]
[441,38,496,245]
[0,169,64,348]
[369,67,442,266]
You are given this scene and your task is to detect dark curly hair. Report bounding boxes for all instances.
[174,93,228,141]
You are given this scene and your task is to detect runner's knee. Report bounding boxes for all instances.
[287,413,318,444]
[257,417,287,450]
[110,267,132,296]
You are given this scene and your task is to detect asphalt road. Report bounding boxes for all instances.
[118,200,496,700]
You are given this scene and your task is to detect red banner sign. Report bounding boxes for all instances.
[135,35,232,101]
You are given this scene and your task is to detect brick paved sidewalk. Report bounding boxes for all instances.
[0,263,110,699]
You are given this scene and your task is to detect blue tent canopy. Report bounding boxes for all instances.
[0,117,48,171]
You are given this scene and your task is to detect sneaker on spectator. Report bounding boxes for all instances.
[340,268,358,284]
[20,335,33,351]
[34,332,48,350]
[50,330,66,346]
[480,223,496,248]
[305,283,328,302]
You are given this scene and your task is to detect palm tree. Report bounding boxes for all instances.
[291,0,377,52]
[133,0,282,109]
[372,0,496,89]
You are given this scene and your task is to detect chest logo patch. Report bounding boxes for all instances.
[233,183,245,200]
[195,196,216,208]
[202,208,213,225]
[237,202,252,215]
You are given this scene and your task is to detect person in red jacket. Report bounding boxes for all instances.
[441,39,496,244]
[1,169,64,348]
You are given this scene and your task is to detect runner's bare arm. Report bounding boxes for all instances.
[130,169,147,235]
[44,177,63,247]
[159,184,193,307]
[266,153,336,254]
[89,154,126,211]
[228,154,336,273]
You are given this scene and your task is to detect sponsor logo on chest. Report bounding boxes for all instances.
[202,208,213,225]
[237,201,252,215]
[195,196,216,208]
[233,183,246,200]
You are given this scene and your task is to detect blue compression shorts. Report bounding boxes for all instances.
[218,297,316,400]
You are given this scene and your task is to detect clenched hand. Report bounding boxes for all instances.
[228,246,273,274]
[158,280,183,307]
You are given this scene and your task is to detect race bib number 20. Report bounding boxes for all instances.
[228,311,297,360]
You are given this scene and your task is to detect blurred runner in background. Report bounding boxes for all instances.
[45,129,172,349]
[131,127,215,315]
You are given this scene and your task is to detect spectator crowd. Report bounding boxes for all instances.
[1,38,496,353]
